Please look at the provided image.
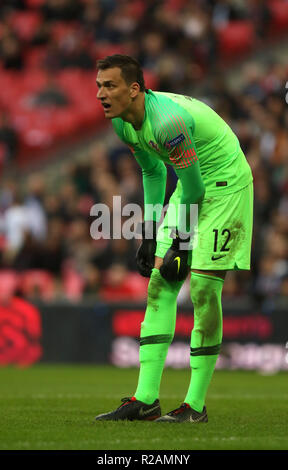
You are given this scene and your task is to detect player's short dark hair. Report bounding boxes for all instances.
[96,54,145,92]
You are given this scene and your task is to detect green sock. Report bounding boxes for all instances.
[184,272,224,412]
[134,268,183,404]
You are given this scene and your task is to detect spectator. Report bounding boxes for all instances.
[0,0,25,12]
[57,31,94,70]
[44,31,94,71]
[0,32,23,70]
[24,173,48,242]
[279,275,288,297]
[114,152,142,204]
[211,0,250,29]
[82,263,101,296]
[81,1,106,39]
[25,76,70,108]
[55,180,82,222]
[12,231,43,271]
[250,0,272,40]
[99,262,148,302]
[0,112,18,167]
[102,238,138,272]
[41,0,83,22]
[1,191,29,264]
[30,20,52,47]
[65,216,96,273]
[38,216,66,275]
[254,255,281,300]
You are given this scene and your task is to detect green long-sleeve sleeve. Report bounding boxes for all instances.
[153,109,205,234]
[174,164,205,234]
[134,150,167,222]
[112,118,167,222]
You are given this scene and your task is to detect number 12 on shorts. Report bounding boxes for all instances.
[213,228,231,253]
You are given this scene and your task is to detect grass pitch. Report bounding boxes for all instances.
[0,364,288,450]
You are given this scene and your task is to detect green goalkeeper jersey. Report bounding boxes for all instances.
[112,89,253,226]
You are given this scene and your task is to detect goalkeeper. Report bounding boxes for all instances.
[95,55,253,423]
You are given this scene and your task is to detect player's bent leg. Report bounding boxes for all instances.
[134,261,184,405]
[95,257,185,421]
[185,270,225,409]
[157,270,225,423]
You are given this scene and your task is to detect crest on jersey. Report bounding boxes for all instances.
[149,140,160,152]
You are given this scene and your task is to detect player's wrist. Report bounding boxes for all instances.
[136,221,157,278]
[137,220,158,241]
[170,228,190,251]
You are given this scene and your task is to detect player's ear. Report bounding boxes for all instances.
[130,82,140,99]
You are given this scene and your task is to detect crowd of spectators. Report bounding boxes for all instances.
[0,0,279,75]
[0,0,287,162]
[0,0,287,307]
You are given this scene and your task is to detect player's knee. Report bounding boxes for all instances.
[146,268,181,314]
[190,276,214,312]
[190,273,223,309]
[147,269,165,300]
[190,274,223,343]
[147,270,169,310]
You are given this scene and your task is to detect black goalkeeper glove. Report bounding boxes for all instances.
[160,229,190,282]
[136,221,157,278]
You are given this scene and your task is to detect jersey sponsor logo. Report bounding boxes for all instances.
[166,133,185,149]
[149,140,160,152]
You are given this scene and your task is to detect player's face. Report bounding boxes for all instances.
[96,67,136,119]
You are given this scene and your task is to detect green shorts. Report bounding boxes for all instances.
[155,181,253,271]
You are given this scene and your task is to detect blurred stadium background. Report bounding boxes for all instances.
[0,0,287,373]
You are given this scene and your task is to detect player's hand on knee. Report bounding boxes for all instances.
[136,239,157,277]
[136,221,157,277]
[160,229,190,282]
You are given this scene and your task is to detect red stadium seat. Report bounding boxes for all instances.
[25,0,45,7]
[0,234,7,251]
[57,69,86,93]
[24,46,48,69]
[0,72,23,107]
[20,270,55,301]
[50,22,80,42]
[99,272,149,302]
[125,0,147,19]
[143,70,159,91]
[0,270,19,302]
[9,11,42,42]
[165,0,189,11]
[216,21,255,61]
[20,69,48,93]
[14,108,57,147]
[95,44,127,60]
[62,268,84,301]
[49,108,81,138]
[268,0,288,34]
